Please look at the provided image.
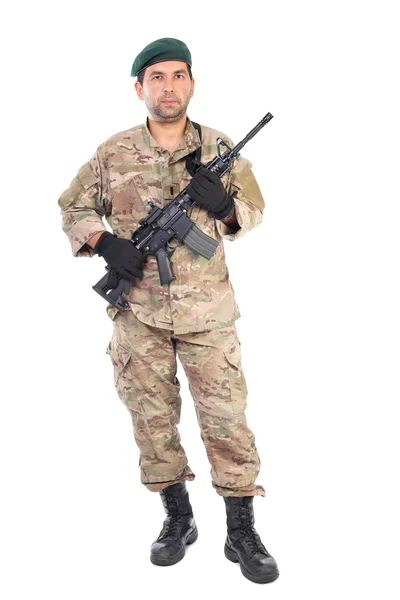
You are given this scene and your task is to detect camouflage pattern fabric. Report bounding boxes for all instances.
[107,308,265,497]
[58,117,265,334]
[58,117,266,497]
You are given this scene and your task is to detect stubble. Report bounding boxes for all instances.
[144,90,192,124]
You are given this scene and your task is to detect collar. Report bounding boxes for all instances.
[143,116,201,162]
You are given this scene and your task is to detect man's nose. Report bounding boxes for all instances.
[163,77,175,92]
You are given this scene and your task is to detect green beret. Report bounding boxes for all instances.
[131,37,192,78]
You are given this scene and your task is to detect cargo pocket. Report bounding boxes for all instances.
[223,339,248,415]
[106,339,135,406]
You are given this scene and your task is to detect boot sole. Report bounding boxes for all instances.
[224,542,280,584]
[150,525,198,566]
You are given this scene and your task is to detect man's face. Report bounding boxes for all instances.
[135,60,194,123]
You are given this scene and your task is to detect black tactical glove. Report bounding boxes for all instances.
[186,167,235,220]
[93,232,144,285]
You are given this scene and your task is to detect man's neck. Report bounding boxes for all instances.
[147,115,188,154]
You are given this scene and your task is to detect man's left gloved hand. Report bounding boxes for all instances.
[186,167,235,220]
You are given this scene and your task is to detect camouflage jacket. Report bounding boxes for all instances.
[58,117,265,334]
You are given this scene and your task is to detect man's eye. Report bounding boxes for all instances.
[176,74,183,79]
[154,75,162,80]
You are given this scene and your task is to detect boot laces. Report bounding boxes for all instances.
[158,514,183,541]
[240,525,269,557]
[238,505,269,557]
[158,487,189,541]
[162,485,188,515]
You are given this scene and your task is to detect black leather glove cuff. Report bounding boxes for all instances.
[93,231,115,256]
[214,195,236,221]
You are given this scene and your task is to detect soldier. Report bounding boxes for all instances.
[58,37,279,584]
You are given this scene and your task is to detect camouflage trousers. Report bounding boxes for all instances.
[106,309,265,497]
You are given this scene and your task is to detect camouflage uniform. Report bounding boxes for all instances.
[58,117,266,497]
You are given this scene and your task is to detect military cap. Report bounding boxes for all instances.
[130,37,192,78]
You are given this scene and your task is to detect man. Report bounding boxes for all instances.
[58,37,279,584]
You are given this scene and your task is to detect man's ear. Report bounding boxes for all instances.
[190,78,195,98]
[135,80,144,100]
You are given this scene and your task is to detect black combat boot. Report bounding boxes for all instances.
[150,482,198,566]
[223,496,279,584]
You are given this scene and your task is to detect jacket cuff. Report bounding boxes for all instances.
[215,197,262,241]
[65,220,107,257]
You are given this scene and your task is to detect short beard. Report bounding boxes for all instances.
[145,95,192,124]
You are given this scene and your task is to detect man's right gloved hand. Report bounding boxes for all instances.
[93,232,144,284]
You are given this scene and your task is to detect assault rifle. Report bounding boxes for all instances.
[92,112,274,311]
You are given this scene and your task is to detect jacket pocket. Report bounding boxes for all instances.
[106,304,122,322]
[77,161,98,190]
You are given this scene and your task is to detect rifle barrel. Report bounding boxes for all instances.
[231,112,274,155]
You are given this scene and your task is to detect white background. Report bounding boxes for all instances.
[1,0,399,598]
